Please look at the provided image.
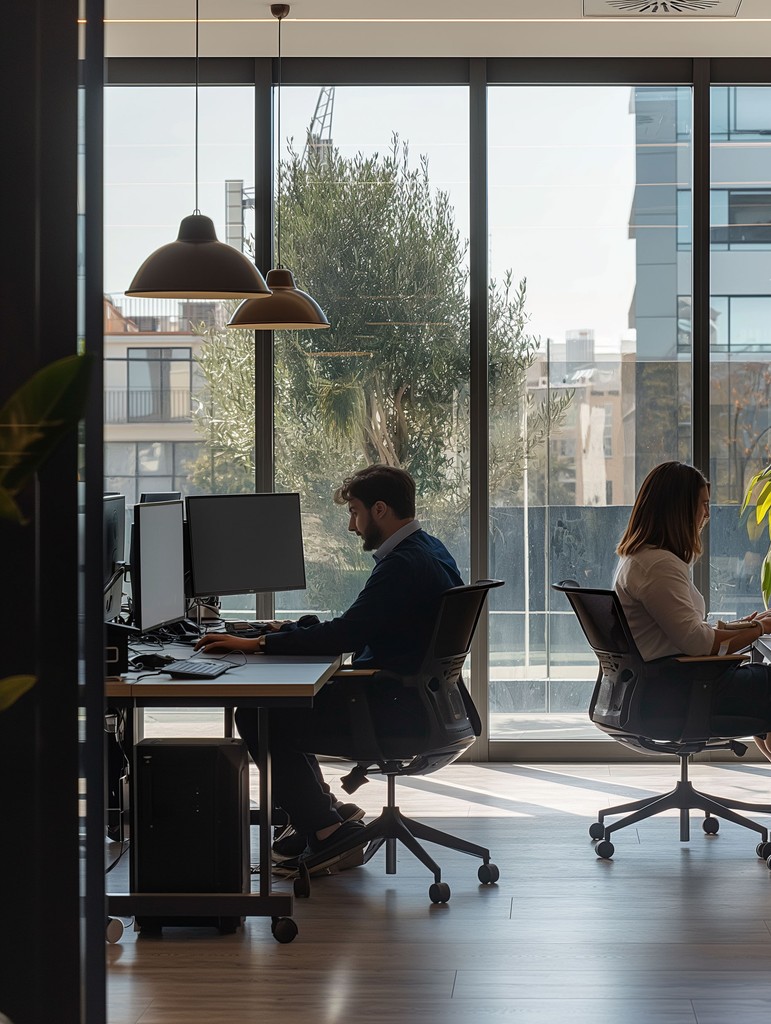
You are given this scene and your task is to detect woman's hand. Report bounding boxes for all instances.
[194,632,262,654]
[755,612,771,636]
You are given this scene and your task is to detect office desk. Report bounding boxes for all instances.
[106,651,342,943]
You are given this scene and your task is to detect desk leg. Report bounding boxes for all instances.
[258,709,273,899]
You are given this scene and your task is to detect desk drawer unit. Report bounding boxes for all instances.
[133,737,249,932]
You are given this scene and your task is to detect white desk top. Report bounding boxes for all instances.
[105,651,342,700]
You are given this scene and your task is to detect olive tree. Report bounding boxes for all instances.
[187,138,571,606]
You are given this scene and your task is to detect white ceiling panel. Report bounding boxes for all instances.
[103,0,771,59]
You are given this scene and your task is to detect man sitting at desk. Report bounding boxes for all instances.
[194,464,463,871]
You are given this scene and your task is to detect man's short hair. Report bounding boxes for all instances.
[334,465,416,519]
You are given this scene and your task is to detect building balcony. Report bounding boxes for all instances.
[105,388,194,424]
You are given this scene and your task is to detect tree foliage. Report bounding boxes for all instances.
[187,137,572,603]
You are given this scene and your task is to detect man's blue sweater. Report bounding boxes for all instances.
[263,529,463,672]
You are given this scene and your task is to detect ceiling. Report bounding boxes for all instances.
[104,0,771,59]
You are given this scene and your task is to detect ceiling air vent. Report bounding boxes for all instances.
[583,0,741,14]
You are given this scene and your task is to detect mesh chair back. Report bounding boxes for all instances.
[552,583,646,735]
[342,580,504,771]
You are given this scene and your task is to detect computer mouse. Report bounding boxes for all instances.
[296,614,321,629]
[131,653,175,670]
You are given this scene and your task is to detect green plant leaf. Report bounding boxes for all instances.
[0,354,92,497]
[762,552,771,610]
[747,512,766,543]
[741,465,771,515]
[756,481,771,525]
[0,675,36,712]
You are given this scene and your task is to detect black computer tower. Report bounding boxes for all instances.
[133,737,249,932]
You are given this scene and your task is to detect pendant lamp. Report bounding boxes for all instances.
[227,4,329,330]
[126,1,271,299]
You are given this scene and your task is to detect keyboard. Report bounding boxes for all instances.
[224,621,271,638]
[163,659,230,679]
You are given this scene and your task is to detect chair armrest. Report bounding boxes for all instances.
[674,655,749,663]
[665,655,746,741]
[331,668,379,677]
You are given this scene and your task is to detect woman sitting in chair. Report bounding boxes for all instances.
[614,460,771,761]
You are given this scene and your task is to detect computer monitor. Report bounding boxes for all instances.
[103,494,126,623]
[185,493,306,599]
[138,490,182,506]
[131,500,187,633]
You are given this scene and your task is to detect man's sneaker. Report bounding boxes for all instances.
[333,800,366,823]
[271,829,307,863]
[271,802,365,864]
[299,819,368,875]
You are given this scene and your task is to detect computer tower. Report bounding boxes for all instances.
[133,737,249,933]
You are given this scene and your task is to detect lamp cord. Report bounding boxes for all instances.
[194,0,200,214]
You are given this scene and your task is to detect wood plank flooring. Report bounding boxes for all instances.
[107,760,771,1024]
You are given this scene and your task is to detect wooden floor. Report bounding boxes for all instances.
[107,759,771,1024]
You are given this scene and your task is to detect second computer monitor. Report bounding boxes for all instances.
[138,490,182,505]
[132,500,187,633]
[185,493,306,598]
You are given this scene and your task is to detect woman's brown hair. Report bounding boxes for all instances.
[616,461,709,564]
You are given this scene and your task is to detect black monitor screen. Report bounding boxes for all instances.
[103,494,126,623]
[138,490,182,505]
[132,500,187,633]
[185,493,306,598]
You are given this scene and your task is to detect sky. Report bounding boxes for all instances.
[104,83,647,353]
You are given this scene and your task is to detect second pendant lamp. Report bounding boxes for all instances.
[228,4,329,331]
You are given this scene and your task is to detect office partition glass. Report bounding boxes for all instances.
[488,86,693,740]
[709,86,771,622]
[272,86,471,620]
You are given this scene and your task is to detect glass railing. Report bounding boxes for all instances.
[104,388,193,423]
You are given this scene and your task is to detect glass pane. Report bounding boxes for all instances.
[488,85,692,740]
[272,86,470,619]
[710,86,771,622]
[104,86,256,737]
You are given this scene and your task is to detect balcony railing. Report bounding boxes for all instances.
[105,388,194,424]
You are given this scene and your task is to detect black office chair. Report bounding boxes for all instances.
[553,582,771,860]
[292,579,504,903]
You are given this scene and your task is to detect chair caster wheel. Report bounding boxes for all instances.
[589,822,605,841]
[478,863,499,884]
[293,867,311,899]
[595,840,615,859]
[429,881,451,904]
[105,918,124,944]
[702,816,720,835]
[270,917,298,943]
[756,841,771,859]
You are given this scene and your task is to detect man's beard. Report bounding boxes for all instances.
[361,522,384,552]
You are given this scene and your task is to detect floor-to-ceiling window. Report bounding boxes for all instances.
[487,84,692,740]
[271,85,470,619]
[709,85,771,621]
[103,83,255,620]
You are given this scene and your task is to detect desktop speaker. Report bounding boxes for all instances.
[133,737,249,933]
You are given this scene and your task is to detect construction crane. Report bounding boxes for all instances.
[226,87,335,250]
[302,86,335,166]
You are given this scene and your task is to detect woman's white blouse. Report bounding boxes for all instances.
[613,547,715,661]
